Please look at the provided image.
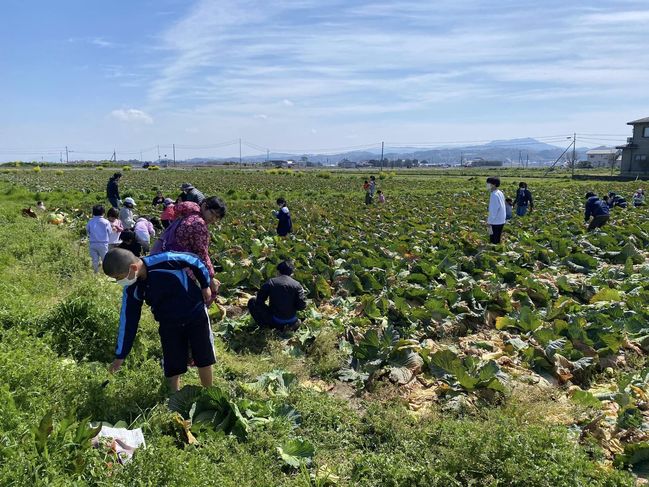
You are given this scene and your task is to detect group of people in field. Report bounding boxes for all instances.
[583,188,643,230]
[84,171,645,391]
[82,173,302,391]
[482,178,534,244]
[475,176,641,243]
[362,175,386,205]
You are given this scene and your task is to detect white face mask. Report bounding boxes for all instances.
[116,270,137,287]
[486,183,493,191]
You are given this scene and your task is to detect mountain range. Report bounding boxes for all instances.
[185,138,600,166]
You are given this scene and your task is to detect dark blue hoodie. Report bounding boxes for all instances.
[585,196,610,221]
[114,251,210,360]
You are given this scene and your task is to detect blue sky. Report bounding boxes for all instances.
[2,0,649,161]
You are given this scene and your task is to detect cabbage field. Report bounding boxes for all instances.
[0,167,647,486]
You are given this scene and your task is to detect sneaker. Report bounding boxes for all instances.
[285,319,301,332]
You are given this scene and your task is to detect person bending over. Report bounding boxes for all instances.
[103,248,215,392]
[247,260,307,331]
[585,192,610,231]
[118,230,143,257]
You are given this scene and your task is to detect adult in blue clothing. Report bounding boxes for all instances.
[513,181,534,216]
[273,198,293,236]
[106,172,122,208]
[102,248,215,392]
[247,260,306,331]
[607,192,628,209]
[585,192,610,231]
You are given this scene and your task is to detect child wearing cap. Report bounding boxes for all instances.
[179,183,205,205]
[102,248,215,392]
[119,197,137,230]
[633,189,645,207]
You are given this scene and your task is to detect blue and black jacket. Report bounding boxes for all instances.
[276,206,293,236]
[585,196,610,221]
[514,188,533,208]
[114,252,211,360]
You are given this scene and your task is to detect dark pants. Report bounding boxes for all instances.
[247,297,296,330]
[108,196,119,209]
[158,309,215,378]
[365,193,373,205]
[588,215,609,231]
[489,224,504,244]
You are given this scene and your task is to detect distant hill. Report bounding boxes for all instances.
[181,138,592,165]
[483,137,565,152]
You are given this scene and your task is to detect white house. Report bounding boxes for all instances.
[586,148,620,168]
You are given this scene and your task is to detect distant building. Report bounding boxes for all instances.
[266,160,292,168]
[586,148,620,168]
[338,159,356,168]
[464,157,503,167]
[618,117,649,176]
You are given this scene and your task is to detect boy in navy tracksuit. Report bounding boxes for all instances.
[273,198,293,236]
[102,248,215,391]
[585,192,610,231]
[513,182,534,216]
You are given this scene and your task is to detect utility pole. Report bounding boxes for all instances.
[266,149,269,163]
[380,141,384,171]
[460,152,463,166]
[526,153,529,168]
[157,145,160,165]
[239,138,242,165]
[65,146,69,164]
[140,151,143,163]
[60,151,63,163]
[173,144,176,167]
[571,133,577,177]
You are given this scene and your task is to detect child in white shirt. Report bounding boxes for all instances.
[86,205,112,273]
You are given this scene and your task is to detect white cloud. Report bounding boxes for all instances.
[91,37,116,48]
[581,9,649,24]
[282,99,294,107]
[253,114,268,119]
[110,108,154,124]
[68,36,118,48]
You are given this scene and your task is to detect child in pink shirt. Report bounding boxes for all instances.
[160,198,176,229]
[134,217,155,254]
